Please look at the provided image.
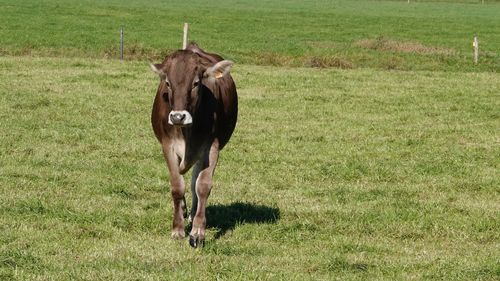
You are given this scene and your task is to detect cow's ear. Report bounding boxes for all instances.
[204,60,233,80]
[150,63,165,76]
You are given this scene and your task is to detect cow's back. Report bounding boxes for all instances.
[211,74,238,150]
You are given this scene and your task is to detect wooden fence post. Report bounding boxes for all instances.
[183,23,189,49]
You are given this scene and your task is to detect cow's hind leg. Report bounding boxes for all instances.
[189,161,202,222]
[189,140,219,248]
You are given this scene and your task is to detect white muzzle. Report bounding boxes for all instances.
[168,110,193,126]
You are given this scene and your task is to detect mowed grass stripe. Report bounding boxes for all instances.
[0,0,499,71]
[0,56,499,280]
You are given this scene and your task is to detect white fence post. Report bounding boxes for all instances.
[473,36,479,65]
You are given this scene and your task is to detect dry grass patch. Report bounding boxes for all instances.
[252,52,297,67]
[355,37,456,55]
[304,55,354,69]
[103,43,172,61]
[306,41,343,49]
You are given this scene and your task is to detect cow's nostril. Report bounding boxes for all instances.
[170,112,186,124]
[169,110,193,126]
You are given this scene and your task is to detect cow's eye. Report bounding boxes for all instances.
[165,81,171,88]
[192,81,199,88]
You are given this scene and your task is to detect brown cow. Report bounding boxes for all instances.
[150,43,237,247]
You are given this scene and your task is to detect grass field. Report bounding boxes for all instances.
[1,0,500,280]
[0,0,499,71]
[1,56,498,280]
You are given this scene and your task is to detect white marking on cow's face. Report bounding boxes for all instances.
[168,110,193,126]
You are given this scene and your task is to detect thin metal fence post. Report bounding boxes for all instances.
[120,26,124,61]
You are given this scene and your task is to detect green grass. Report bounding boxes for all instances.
[1,0,499,279]
[0,0,499,71]
[1,56,499,280]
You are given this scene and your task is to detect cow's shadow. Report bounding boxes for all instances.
[203,202,280,239]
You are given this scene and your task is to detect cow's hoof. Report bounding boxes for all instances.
[171,230,185,240]
[189,235,204,248]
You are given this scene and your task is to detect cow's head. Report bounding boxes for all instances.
[151,51,233,127]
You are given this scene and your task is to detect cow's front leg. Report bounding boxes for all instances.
[162,141,187,239]
[169,173,186,239]
[189,139,219,248]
